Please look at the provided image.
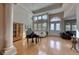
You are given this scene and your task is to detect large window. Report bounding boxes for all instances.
[72,24,76,31]
[42,15,48,20]
[33,16,37,22]
[38,16,42,20]
[50,23,54,30]
[34,23,37,30]
[33,14,48,31]
[50,17,61,32]
[56,23,60,31]
[65,20,76,31]
[38,23,41,30]
[42,23,47,30]
[65,23,71,31]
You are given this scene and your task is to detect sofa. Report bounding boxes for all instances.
[34,31,47,38]
[60,31,76,40]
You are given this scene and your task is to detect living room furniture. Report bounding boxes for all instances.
[60,31,75,40]
[13,23,23,42]
[34,31,48,38]
[26,33,40,44]
[26,28,41,44]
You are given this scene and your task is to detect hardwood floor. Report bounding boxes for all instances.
[14,36,79,55]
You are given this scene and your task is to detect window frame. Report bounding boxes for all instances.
[49,16,61,32]
[50,21,61,32]
[64,20,76,31]
[32,14,48,31]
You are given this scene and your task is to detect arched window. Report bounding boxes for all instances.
[50,16,61,31]
[50,17,61,22]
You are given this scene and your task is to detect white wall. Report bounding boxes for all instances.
[13,4,33,29]
[76,4,79,38]
[63,3,76,20]
[34,7,63,16]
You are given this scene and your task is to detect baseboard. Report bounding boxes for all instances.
[3,46,16,55]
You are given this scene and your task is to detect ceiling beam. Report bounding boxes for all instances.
[32,3,63,14]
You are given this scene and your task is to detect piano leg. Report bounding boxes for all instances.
[37,37,39,43]
[27,38,28,43]
[32,38,34,43]
[35,38,37,44]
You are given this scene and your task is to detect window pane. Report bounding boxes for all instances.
[72,24,76,31]
[42,15,47,20]
[51,17,61,22]
[50,23,54,30]
[66,23,71,31]
[38,24,41,30]
[42,23,47,30]
[33,16,37,21]
[38,16,41,20]
[56,23,60,31]
[34,23,37,30]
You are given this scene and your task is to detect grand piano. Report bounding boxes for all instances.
[26,28,40,44]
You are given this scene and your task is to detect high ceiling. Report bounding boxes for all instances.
[20,3,53,11]
[63,3,76,19]
[18,3,76,19]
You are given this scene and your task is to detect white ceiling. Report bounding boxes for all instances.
[18,3,76,19]
[20,3,53,11]
[63,3,76,19]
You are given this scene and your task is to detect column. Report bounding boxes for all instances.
[3,4,16,55]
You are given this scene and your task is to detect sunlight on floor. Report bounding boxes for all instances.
[50,40,61,50]
[38,50,47,55]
